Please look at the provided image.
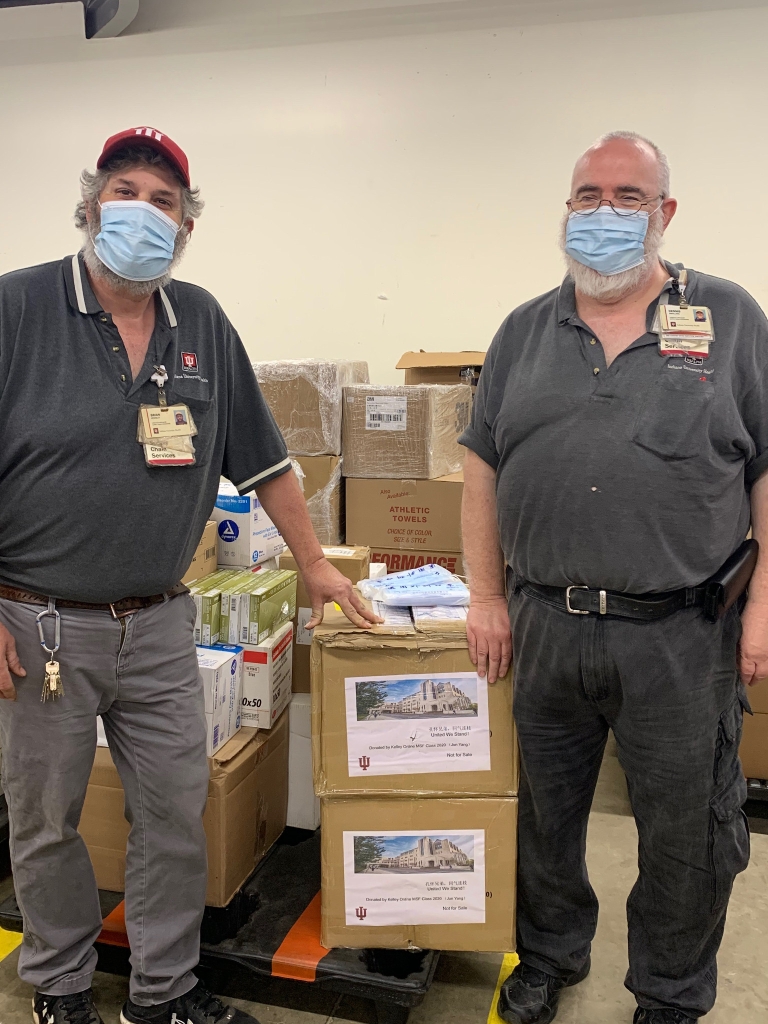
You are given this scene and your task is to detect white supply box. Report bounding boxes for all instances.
[241,621,293,729]
[196,644,244,756]
[287,693,320,831]
[213,481,285,568]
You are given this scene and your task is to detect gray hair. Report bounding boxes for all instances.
[74,144,204,229]
[591,130,671,198]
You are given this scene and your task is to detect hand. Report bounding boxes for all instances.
[303,558,383,630]
[0,621,26,700]
[739,599,768,686]
[466,596,512,685]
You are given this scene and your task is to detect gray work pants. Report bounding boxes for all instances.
[509,580,750,1018]
[0,594,209,1006]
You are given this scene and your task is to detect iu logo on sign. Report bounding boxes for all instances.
[358,756,371,771]
[355,906,367,920]
[181,352,198,372]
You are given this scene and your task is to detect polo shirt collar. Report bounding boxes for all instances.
[63,251,179,329]
[556,260,693,327]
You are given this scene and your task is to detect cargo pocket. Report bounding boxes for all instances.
[709,696,750,913]
[632,374,714,460]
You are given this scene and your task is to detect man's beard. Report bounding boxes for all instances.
[559,211,665,303]
[81,204,190,299]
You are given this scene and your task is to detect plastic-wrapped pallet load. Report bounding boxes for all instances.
[342,384,472,479]
[253,359,369,456]
[294,455,344,546]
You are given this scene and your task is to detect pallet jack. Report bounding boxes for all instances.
[0,827,440,1024]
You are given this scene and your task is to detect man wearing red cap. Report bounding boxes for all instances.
[0,128,377,1024]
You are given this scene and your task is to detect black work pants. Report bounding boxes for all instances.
[509,580,750,1018]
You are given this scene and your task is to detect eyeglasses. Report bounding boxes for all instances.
[566,195,664,217]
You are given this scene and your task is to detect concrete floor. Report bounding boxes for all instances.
[1,741,767,1024]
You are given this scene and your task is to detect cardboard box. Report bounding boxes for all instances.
[741,712,768,780]
[396,351,486,387]
[370,548,464,576]
[321,795,517,951]
[197,645,243,755]
[213,482,285,568]
[279,546,370,693]
[79,712,290,907]
[295,455,344,546]
[342,385,472,480]
[287,693,320,831]
[346,474,462,552]
[747,678,768,715]
[311,614,516,797]
[241,621,294,729]
[253,359,369,456]
[182,520,218,585]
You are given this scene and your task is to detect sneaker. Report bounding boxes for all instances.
[634,1010,696,1024]
[497,957,591,1024]
[120,981,260,1024]
[33,990,103,1024]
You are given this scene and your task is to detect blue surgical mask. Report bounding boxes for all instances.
[94,200,179,282]
[565,207,649,276]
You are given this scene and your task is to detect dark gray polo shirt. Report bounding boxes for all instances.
[0,254,290,603]
[460,262,768,593]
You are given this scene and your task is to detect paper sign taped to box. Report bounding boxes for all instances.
[343,829,486,926]
[345,672,489,776]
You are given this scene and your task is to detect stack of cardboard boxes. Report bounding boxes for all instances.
[311,604,518,951]
[741,678,768,781]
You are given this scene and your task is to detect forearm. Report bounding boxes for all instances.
[255,469,324,574]
[748,472,768,608]
[462,449,506,600]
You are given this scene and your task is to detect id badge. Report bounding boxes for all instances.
[658,304,714,357]
[137,402,198,466]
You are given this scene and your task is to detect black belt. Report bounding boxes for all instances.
[522,581,706,622]
[519,540,759,623]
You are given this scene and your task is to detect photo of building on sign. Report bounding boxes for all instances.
[355,676,478,721]
[353,834,475,874]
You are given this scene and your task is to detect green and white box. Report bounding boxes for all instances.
[237,570,298,646]
[190,570,246,646]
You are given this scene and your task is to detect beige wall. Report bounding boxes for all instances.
[0,3,767,384]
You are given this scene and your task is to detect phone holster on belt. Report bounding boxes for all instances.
[703,538,759,622]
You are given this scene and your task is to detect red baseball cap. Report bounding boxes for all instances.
[97,126,190,188]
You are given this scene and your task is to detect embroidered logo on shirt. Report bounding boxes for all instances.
[181,352,198,372]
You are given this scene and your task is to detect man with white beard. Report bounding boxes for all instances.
[460,131,768,1023]
[0,127,378,1024]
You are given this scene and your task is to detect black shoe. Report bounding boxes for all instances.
[120,981,261,1024]
[33,990,103,1024]
[634,1010,696,1024]
[497,957,591,1024]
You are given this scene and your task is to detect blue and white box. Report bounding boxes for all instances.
[196,643,244,756]
[213,480,285,568]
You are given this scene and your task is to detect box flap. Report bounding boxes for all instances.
[209,727,259,767]
[396,351,487,370]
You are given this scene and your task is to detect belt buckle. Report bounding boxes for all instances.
[566,585,590,615]
[109,603,133,620]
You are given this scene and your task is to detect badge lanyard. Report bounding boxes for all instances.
[137,364,198,466]
[654,267,715,358]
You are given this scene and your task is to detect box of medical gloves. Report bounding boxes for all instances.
[213,481,285,567]
[197,644,243,756]
[235,569,298,645]
[241,621,294,730]
[321,795,517,951]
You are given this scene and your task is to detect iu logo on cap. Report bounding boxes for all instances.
[181,352,198,372]
[355,907,367,920]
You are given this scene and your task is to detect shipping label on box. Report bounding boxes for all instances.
[213,483,285,567]
[345,672,490,776]
[242,621,294,729]
[343,829,486,926]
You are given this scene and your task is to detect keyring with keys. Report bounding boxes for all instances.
[36,598,63,701]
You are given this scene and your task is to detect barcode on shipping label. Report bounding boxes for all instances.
[365,396,407,431]
[204,546,216,560]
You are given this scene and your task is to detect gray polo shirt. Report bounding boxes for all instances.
[0,254,290,603]
[460,262,768,593]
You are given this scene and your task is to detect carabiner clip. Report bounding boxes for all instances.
[36,598,61,657]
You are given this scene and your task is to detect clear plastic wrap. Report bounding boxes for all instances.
[341,384,472,479]
[253,359,369,456]
[304,458,344,546]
